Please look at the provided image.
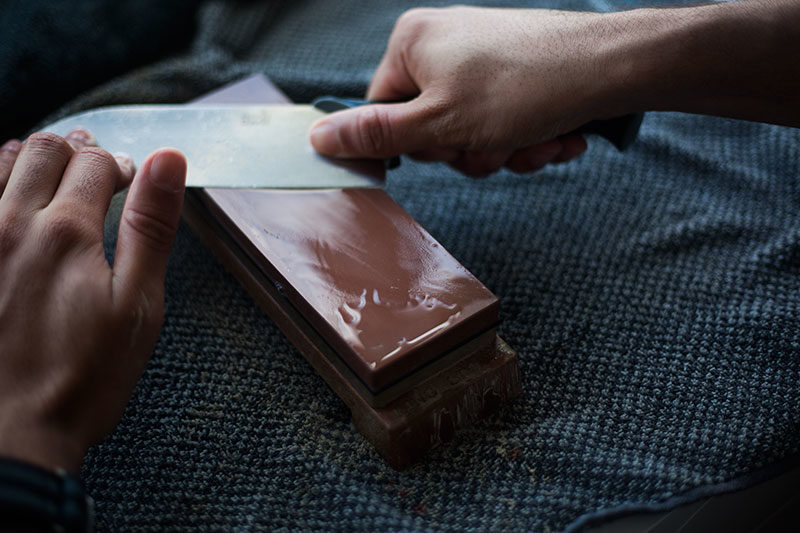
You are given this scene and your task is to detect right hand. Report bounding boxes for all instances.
[310,6,618,176]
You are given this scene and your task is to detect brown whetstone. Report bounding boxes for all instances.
[181,74,522,469]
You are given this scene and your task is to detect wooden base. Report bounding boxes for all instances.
[183,188,522,469]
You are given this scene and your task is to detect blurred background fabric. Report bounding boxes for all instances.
[3,1,799,531]
[0,0,201,141]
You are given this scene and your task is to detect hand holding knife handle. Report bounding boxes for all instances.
[312,96,644,167]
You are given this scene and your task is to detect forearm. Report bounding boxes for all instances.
[597,0,800,125]
[309,2,797,171]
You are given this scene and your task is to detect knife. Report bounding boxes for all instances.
[43,102,386,189]
[43,98,643,189]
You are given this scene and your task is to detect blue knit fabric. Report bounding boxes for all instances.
[13,0,800,530]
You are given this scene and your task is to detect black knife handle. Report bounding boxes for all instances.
[311,96,644,165]
[574,112,644,151]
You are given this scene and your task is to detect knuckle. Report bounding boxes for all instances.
[122,208,177,253]
[38,211,89,251]
[74,146,117,171]
[396,8,435,48]
[423,98,471,149]
[465,122,500,152]
[112,281,163,343]
[25,132,73,159]
[397,8,430,29]
[0,215,24,254]
[70,148,119,200]
[355,107,394,156]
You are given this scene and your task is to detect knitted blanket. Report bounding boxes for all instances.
[5,1,799,531]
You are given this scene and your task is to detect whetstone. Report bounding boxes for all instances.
[181,74,522,469]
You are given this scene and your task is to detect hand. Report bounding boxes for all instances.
[309,7,609,177]
[311,1,800,172]
[0,130,186,472]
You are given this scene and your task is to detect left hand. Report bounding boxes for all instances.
[0,129,186,472]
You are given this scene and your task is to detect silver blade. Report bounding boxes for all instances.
[42,105,384,189]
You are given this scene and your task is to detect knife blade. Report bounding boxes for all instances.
[42,98,644,189]
[42,104,386,189]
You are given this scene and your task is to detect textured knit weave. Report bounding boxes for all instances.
[10,1,800,531]
[0,0,200,141]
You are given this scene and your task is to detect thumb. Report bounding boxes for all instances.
[309,98,439,159]
[113,148,186,300]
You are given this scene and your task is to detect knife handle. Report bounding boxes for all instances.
[311,96,644,165]
[574,112,644,151]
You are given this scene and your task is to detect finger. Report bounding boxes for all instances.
[366,50,419,102]
[112,152,135,191]
[551,134,588,163]
[408,147,460,162]
[50,147,121,232]
[366,14,421,101]
[309,96,442,159]
[2,132,73,211]
[64,128,97,152]
[63,128,134,191]
[113,148,186,302]
[505,140,562,174]
[448,150,512,178]
[0,140,22,197]
[63,127,134,191]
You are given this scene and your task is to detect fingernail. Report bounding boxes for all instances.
[65,128,95,146]
[1,139,21,153]
[114,151,135,175]
[148,150,185,193]
[309,123,342,156]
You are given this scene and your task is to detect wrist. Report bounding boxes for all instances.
[597,5,729,116]
[591,1,800,124]
[0,457,94,533]
[0,419,86,474]
[576,8,670,120]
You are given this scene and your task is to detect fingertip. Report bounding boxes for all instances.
[1,139,22,154]
[113,152,136,190]
[309,120,341,157]
[553,135,588,163]
[65,128,96,151]
[564,133,588,152]
[0,139,21,196]
[505,141,562,174]
[145,148,186,193]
